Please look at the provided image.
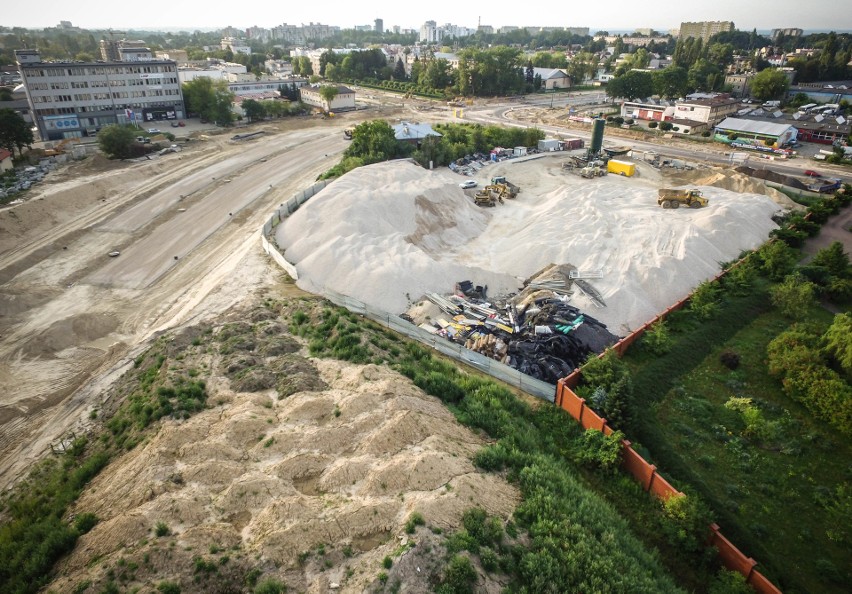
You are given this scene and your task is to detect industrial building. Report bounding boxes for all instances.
[15,48,185,141]
[713,117,797,150]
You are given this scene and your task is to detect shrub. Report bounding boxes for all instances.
[688,280,720,320]
[253,578,286,594]
[575,428,625,472]
[660,122,673,131]
[708,569,753,594]
[382,556,393,569]
[701,130,711,137]
[73,513,99,535]
[157,582,182,594]
[154,521,171,537]
[719,350,741,370]
[438,555,477,594]
[404,512,425,534]
[648,121,658,129]
[640,319,672,355]
[660,492,714,553]
[769,274,818,318]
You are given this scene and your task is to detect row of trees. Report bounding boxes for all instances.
[321,120,545,179]
[606,63,790,101]
[240,98,309,122]
[181,77,235,125]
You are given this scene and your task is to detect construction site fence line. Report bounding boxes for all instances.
[260,180,555,403]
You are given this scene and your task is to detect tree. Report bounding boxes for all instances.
[241,99,266,122]
[393,57,406,81]
[769,273,818,318]
[317,86,339,110]
[688,58,723,92]
[0,108,34,156]
[182,78,234,125]
[97,124,137,159]
[824,313,852,375]
[345,120,400,163]
[653,66,689,99]
[606,70,654,100]
[0,87,12,101]
[812,241,852,278]
[751,68,790,101]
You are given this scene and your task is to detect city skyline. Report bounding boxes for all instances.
[5,0,852,35]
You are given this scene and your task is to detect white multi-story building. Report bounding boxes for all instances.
[299,84,356,112]
[16,49,185,141]
[221,37,251,55]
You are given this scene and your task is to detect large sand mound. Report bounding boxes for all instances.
[51,358,518,593]
[278,159,780,335]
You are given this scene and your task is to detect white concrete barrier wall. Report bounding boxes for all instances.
[262,179,555,403]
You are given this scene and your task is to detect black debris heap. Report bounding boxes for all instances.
[414,281,618,385]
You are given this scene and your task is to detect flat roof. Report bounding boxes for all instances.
[715,117,795,137]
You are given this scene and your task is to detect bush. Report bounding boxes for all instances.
[660,492,714,554]
[575,428,625,472]
[708,569,754,594]
[73,513,99,535]
[660,122,673,132]
[157,582,181,594]
[641,319,672,355]
[688,281,721,320]
[648,121,658,129]
[769,273,818,318]
[438,555,477,594]
[701,130,711,137]
[154,521,171,537]
[404,511,425,534]
[719,350,741,370]
[253,578,286,594]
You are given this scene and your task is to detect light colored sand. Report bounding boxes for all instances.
[277,157,780,335]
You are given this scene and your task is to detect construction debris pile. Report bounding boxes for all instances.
[410,266,617,384]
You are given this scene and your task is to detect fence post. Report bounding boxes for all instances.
[577,398,586,423]
[646,465,657,493]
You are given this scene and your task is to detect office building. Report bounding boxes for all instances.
[16,49,185,141]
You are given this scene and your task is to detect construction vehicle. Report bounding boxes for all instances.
[490,176,520,196]
[579,163,607,178]
[658,188,708,209]
[343,128,353,139]
[474,189,499,207]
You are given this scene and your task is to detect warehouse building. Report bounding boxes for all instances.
[714,117,797,151]
[15,49,185,141]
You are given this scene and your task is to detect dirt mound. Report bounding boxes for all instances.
[50,360,519,593]
[21,312,120,357]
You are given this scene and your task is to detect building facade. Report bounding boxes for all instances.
[725,73,754,98]
[673,96,740,125]
[16,49,185,141]
[299,84,355,112]
[678,21,734,43]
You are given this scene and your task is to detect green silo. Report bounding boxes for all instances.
[590,118,605,156]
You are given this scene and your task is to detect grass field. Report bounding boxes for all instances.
[622,278,850,594]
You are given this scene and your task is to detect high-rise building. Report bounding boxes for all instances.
[16,48,185,141]
[678,21,735,43]
[375,19,384,35]
[771,28,803,42]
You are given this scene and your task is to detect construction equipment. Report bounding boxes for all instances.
[343,128,353,139]
[490,176,520,196]
[658,188,708,209]
[579,163,607,178]
[474,189,499,207]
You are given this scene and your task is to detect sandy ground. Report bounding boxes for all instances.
[278,156,785,336]
[0,117,357,491]
[47,351,518,593]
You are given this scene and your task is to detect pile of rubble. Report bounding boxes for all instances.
[0,161,57,202]
[407,265,617,384]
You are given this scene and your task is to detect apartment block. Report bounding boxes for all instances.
[678,21,735,43]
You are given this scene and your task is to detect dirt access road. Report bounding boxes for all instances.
[0,119,349,490]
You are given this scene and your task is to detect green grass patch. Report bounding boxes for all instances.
[623,279,850,592]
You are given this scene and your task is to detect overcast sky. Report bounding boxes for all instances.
[6,0,851,33]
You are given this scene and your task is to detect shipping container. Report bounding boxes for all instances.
[562,138,584,150]
[607,159,636,176]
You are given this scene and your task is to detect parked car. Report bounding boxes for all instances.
[147,127,160,134]
[459,180,477,189]
[804,170,821,178]
[171,121,179,127]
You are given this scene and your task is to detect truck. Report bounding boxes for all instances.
[808,178,842,193]
[607,159,636,176]
[658,188,708,209]
[490,176,520,196]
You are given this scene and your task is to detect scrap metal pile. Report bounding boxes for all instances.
[412,275,617,384]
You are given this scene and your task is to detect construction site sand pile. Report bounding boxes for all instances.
[278,159,780,335]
